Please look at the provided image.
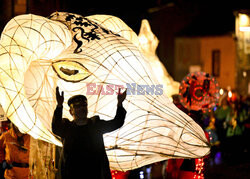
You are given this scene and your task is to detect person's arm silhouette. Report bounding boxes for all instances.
[95,88,127,133]
[52,87,69,138]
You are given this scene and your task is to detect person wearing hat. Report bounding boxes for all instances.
[52,86,127,179]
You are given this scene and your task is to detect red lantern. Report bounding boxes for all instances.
[179,72,220,112]
[111,170,130,179]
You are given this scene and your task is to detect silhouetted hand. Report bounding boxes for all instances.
[117,88,126,107]
[56,86,64,107]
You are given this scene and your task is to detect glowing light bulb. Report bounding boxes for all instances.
[219,88,224,95]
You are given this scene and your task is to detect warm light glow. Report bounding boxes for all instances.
[138,35,149,44]
[239,14,250,31]
[0,104,7,121]
[239,14,249,26]
[138,19,180,98]
[243,71,247,77]
[219,88,224,95]
[179,72,220,112]
[228,90,232,98]
[0,12,209,171]
[239,26,250,32]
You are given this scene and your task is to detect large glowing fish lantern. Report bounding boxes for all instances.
[0,12,209,171]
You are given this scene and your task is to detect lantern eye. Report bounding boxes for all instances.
[60,67,79,76]
[52,60,90,82]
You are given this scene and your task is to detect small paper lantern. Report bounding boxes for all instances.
[0,12,209,171]
[179,72,220,112]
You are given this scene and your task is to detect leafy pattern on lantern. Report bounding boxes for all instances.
[51,13,120,53]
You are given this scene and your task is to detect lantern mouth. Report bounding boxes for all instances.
[52,59,90,82]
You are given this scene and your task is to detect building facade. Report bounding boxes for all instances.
[175,35,236,90]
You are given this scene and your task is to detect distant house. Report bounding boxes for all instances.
[174,34,236,89]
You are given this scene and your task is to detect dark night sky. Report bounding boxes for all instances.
[57,0,250,33]
[1,0,249,35]
[56,0,155,33]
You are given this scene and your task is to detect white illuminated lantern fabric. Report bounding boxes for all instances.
[85,16,180,97]
[0,104,7,121]
[137,19,180,98]
[0,12,209,171]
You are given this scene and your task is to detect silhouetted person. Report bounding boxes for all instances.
[52,86,127,179]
